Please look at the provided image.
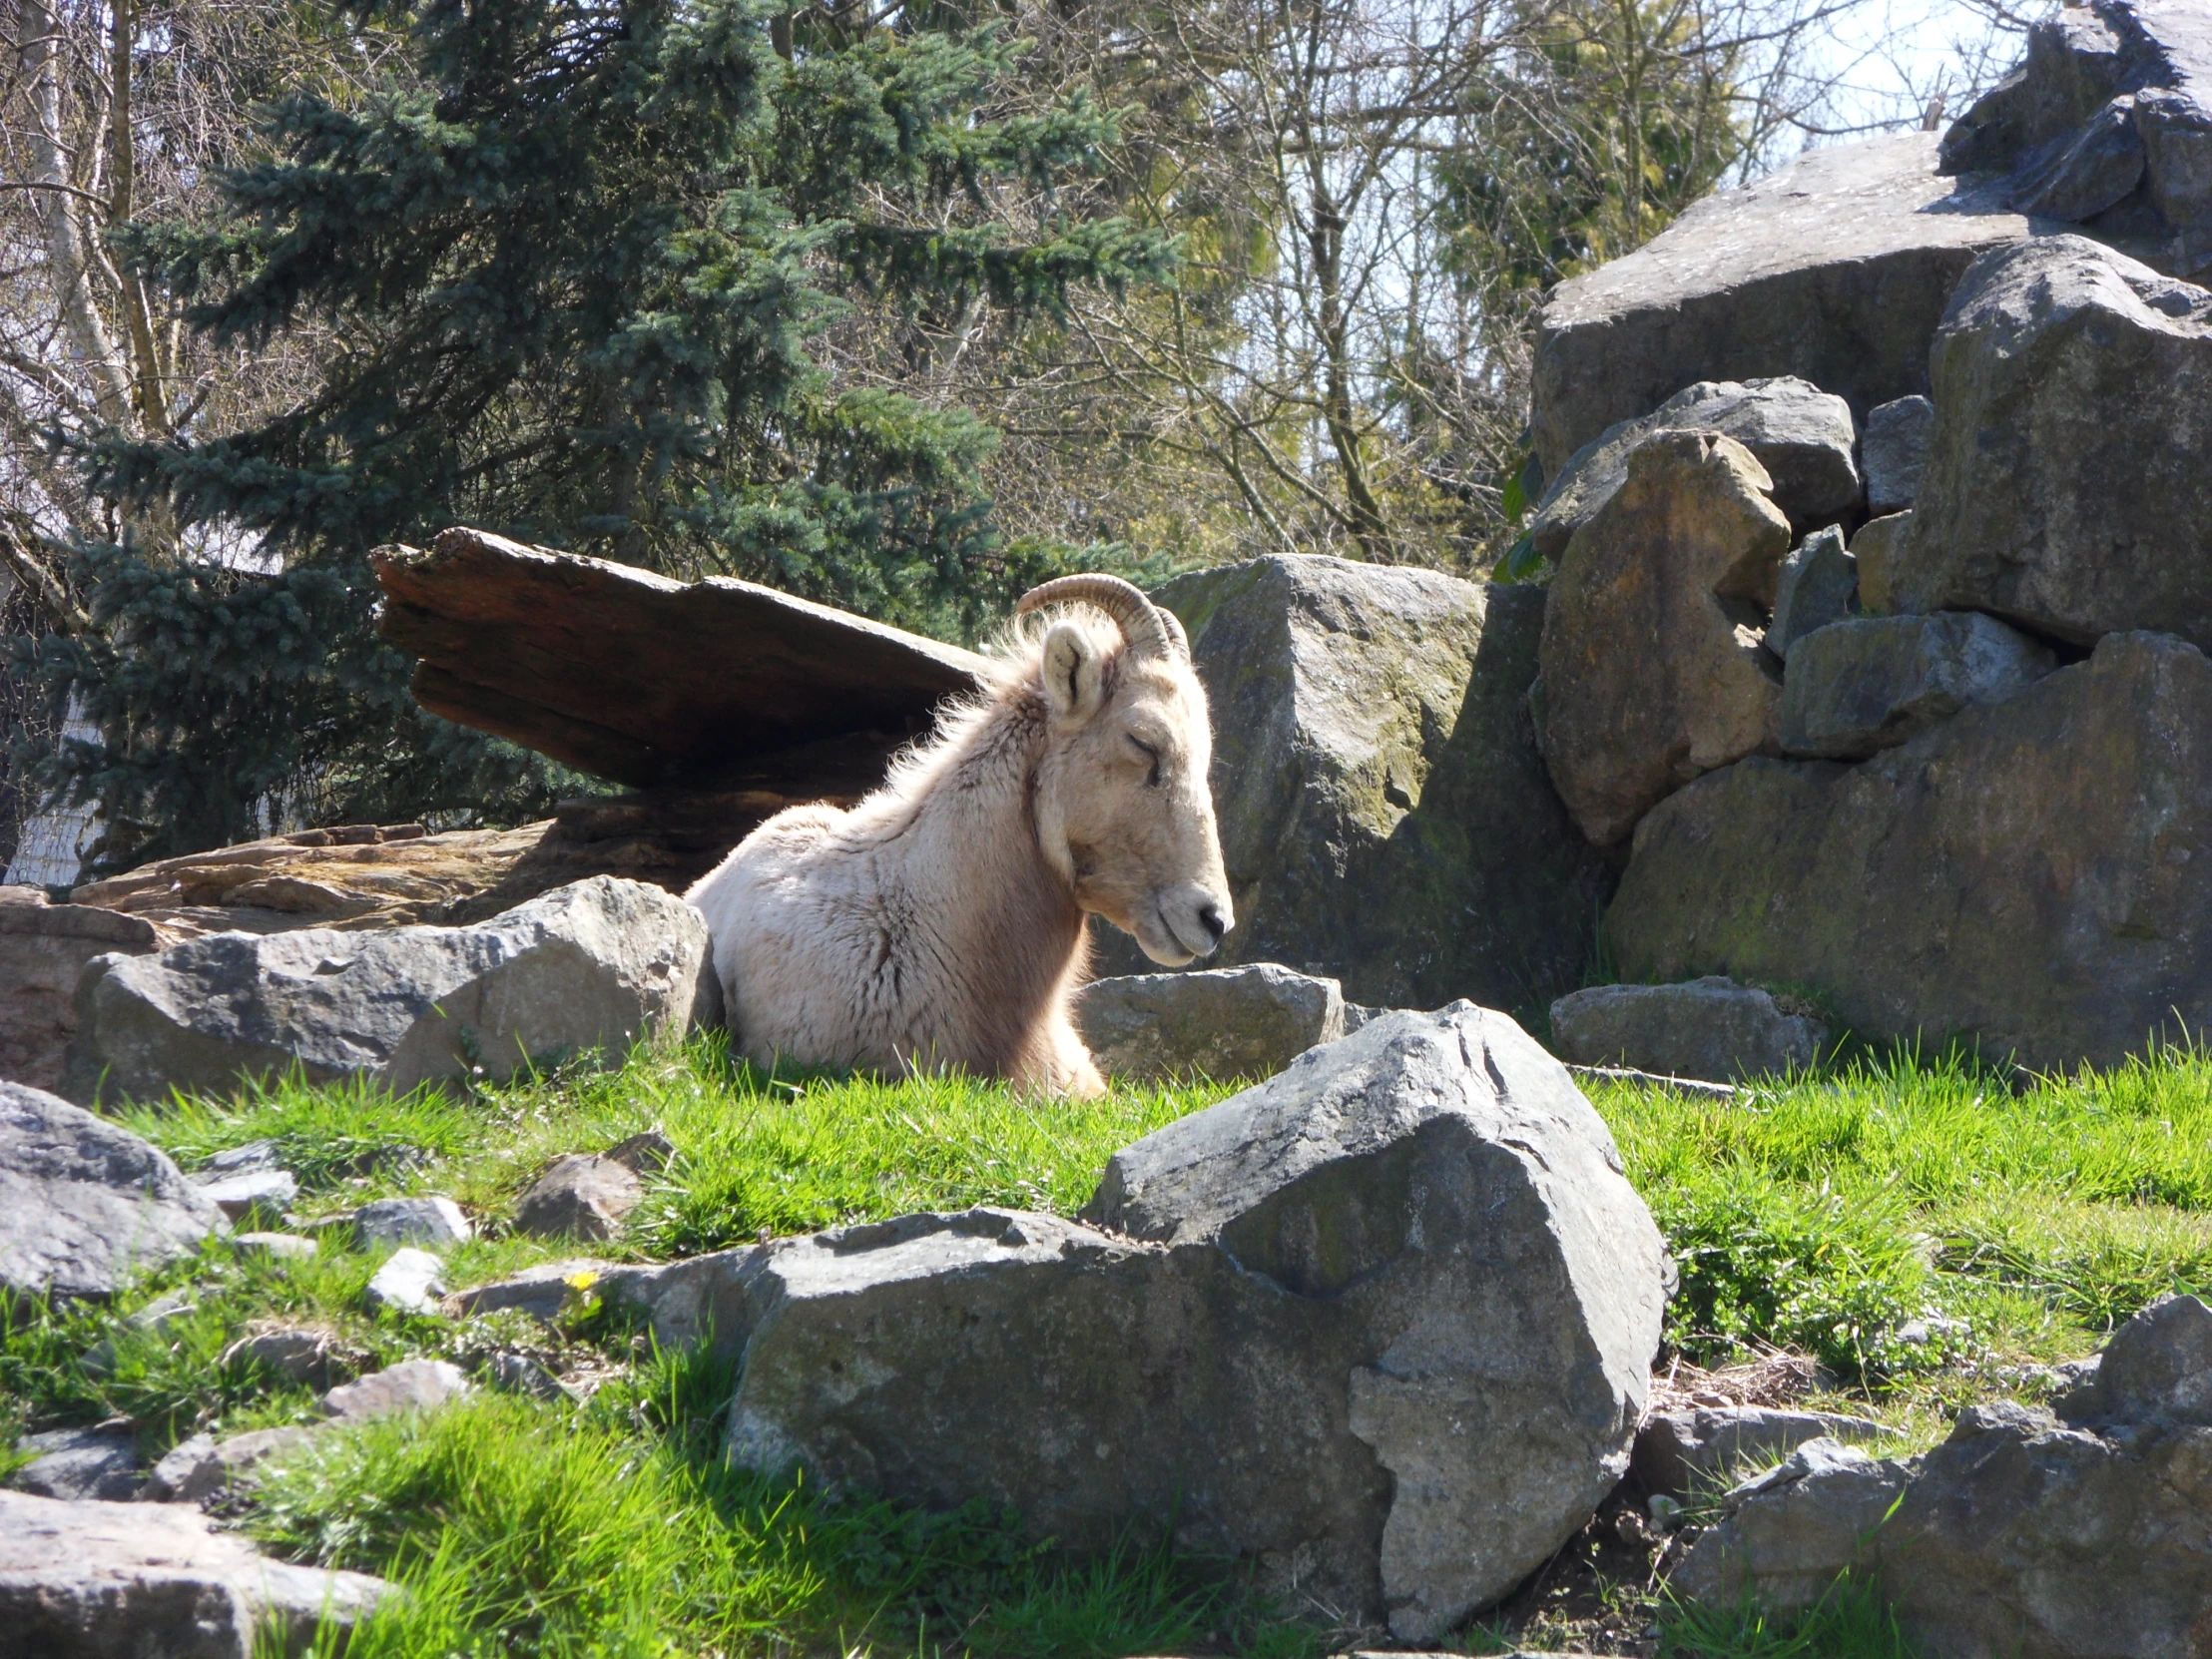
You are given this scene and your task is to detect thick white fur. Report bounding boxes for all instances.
[686,607,1231,1096]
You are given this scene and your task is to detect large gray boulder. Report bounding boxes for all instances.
[68,875,719,1103]
[1075,964,1344,1083]
[1531,133,2033,480]
[1606,631,2212,1072]
[1525,378,1859,564]
[0,1082,227,1302]
[596,1005,1666,1640]
[0,1489,392,1657]
[1779,612,2058,759]
[1538,431,1793,847]
[1940,0,2212,255]
[1549,977,1828,1081]
[1894,237,2212,649]
[1112,555,1609,1013]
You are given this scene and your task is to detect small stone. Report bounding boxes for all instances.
[1848,512,1911,615]
[202,1140,281,1177]
[513,1156,642,1241]
[1764,526,1858,661]
[320,1359,471,1422]
[602,1130,674,1174]
[1633,1405,1888,1496]
[1075,963,1347,1083]
[1861,396,1933,516]
[221,1328,332,1385]
[1781,612,2058,761]
[355,1196,470,1252]
[365,1247,447,1316]
[192,1167,297,1222]
[487,1353,573,1400]
[232,1231,316,1262]
[5,1426,142,1501]
[1549,977,1828,1083]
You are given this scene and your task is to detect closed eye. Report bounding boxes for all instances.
[1126,735,1162,787]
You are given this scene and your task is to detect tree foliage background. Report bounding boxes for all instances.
[0,0,2029,872]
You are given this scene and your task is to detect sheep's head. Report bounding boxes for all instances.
[1018,575,1234,966]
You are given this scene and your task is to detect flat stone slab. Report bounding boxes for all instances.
[1550,978,1828,1082]
[1531,132,2034,479]
[0,1488,393,1656]
[373,527,988,789]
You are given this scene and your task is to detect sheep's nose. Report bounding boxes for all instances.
[1198,901,1228,947]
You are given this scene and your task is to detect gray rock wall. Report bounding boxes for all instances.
[1106,555,1609,1016]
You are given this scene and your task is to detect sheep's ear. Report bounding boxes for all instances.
[1041,622,1105,725]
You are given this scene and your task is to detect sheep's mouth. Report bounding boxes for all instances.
[1135,899,1202,966]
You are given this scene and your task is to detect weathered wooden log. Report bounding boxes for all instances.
[372,528,989,788]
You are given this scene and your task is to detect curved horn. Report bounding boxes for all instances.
[1015,574,1182,662]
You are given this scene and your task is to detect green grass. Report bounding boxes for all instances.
[1590,1044,2212,1383]
[18,1036,2212,1656]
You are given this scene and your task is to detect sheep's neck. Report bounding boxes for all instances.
[896,695,1084,1053]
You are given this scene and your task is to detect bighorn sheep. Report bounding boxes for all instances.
[686,575,1233,1095]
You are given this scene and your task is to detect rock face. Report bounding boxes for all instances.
[1111,555,1609,1013]
[0,1488,392,1657]
[1862,396,1934,516]
[1779,612,2059,759]
[1538,431,1794,846]
[1764,527,1859,662]
[1895,237,2212,649]
[1531,132,2033,479]
[68,875,719,1103]
[373,527,987,789]
[1074,964,1345,1083]
[1549,978,1829,1082]
[0,1083,227,1302]
[1525,378,1861,563]
[1940,0,2212,258]
[697,1004,1665,1640]
[1607,631,2212,1071]
[1676,1297,2212,1659]
[0,897,162,1093]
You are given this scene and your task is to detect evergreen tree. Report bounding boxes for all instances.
[20,0,1171,868]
